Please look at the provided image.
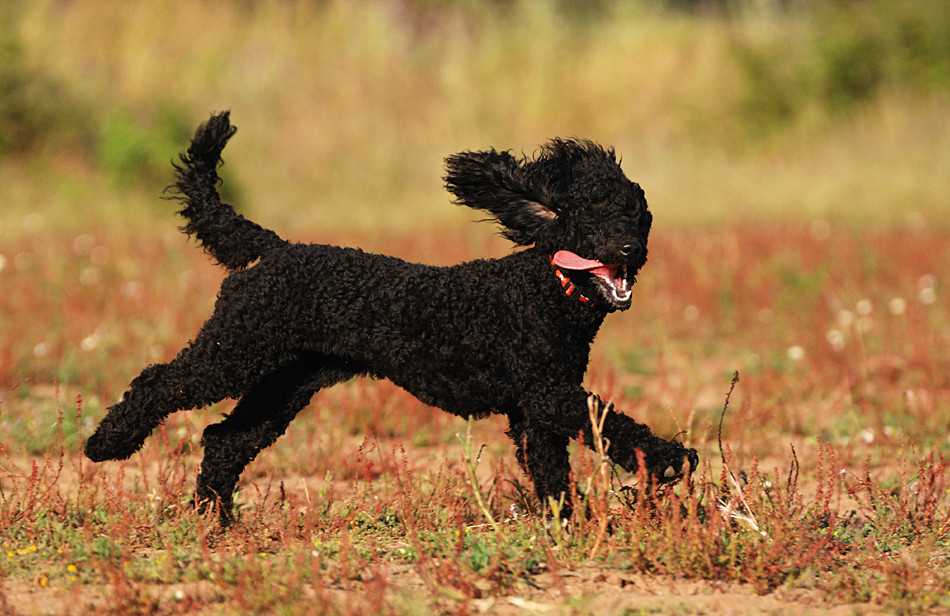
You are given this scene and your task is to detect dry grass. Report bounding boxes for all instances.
[1,225,948,614]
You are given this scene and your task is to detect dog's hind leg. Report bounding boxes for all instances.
[84,320,285,462]
[84,360,212,462]
[195,355,360,523]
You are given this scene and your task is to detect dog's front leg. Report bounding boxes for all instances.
[584,393,697,483]
[507,416,574,518]
[527,387,697,486]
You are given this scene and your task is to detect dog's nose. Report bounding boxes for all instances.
[619,240,641,257]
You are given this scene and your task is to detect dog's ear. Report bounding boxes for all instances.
[444,149,557,246]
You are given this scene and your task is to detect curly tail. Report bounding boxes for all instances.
[167,111,287,270]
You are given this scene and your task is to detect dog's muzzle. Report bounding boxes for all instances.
[551,250,635,310]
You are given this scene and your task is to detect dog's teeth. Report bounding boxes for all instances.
[664,466,677,479]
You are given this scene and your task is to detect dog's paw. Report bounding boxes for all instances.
[83,422,150,462]
[82,433,111,462]
[656,447,698,483]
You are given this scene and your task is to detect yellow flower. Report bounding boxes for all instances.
[38,576,48,587]
[67,564,78,573]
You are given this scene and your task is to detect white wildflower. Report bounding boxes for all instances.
[80,334,100,352]
[826,329,845,351]
[837,309,855,328]
[888,297,906,315]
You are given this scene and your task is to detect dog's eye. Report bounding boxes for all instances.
[617,216,640,233]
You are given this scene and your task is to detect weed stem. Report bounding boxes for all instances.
[457,419,501,535]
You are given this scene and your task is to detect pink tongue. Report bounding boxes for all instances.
[552,250,605,271]
[552,250,619,283]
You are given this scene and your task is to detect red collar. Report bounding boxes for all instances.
[549,255,596,307]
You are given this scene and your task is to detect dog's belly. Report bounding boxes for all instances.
[380,361,507,419]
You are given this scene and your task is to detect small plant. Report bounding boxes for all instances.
[456,419,501,536]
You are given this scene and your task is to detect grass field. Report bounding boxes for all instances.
[1,1,949,614]
[2,224,947,614]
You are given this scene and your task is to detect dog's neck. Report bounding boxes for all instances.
[549,255,598,307]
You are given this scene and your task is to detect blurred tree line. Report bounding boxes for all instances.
[1,0,947,183]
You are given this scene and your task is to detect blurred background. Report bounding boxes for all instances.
[2,0,948,240]
[0,4,949,607]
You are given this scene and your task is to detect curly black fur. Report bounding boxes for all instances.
[84,112,698,523]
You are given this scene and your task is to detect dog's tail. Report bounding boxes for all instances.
[168,111,288,270]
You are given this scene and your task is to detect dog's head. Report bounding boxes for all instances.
[444,139,651,311]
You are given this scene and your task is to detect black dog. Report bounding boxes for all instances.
[84,112,697,521]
